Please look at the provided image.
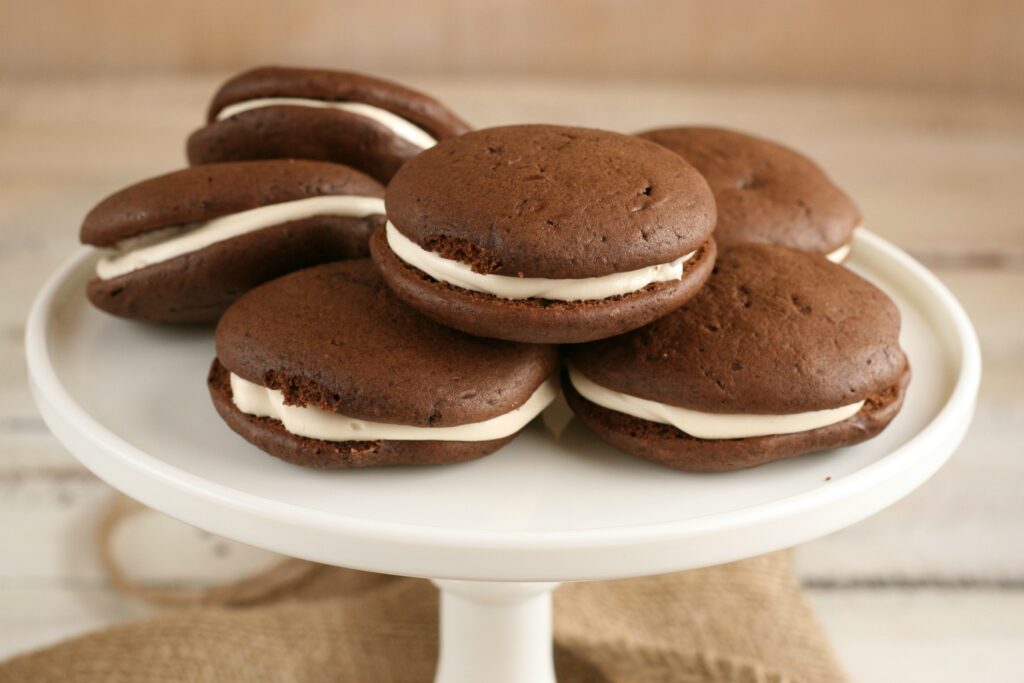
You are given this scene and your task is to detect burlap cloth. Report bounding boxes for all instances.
[0,496,848,683]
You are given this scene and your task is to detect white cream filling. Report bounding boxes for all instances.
[826,243,852,263]
[568,365,863,440]
[230,373,558,442]
[824,224,862,263]
[96,195,386,280]
[386,222,696,302]
[216,98,437,149]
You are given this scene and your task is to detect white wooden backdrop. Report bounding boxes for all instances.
[0,75,1022,681]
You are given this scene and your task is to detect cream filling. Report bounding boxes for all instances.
[216,98,437,149]
[825,224,863,263]
[386,222,696,302]
[96,195,386,280]
[826,243,852,263]
[568,366,864,440]
[230,373,558,442]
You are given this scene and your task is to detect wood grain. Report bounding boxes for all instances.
[3,1,1024,96]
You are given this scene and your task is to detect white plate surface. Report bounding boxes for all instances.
[26,230,980,581]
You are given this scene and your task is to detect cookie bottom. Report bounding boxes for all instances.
[563,363,911,472]
[208,360,515,469]
[88,215,382,324]
[371,227,717,344]
[187,106,420,184]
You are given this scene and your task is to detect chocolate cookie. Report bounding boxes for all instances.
[82,159,386,323]
[372,124,718,344]
[210,259,560,468]
[187,66,472,183]
[636,127,860,261]
[564,244,910,472]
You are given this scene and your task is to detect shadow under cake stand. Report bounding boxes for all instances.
[26,230,980,683]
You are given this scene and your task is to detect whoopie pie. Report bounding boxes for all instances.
[187,66,472,183]
[636,127,860,262]
[81,159,385,323]
[209,259,560,468]
[372,124,718,344]
[563,244,910,472]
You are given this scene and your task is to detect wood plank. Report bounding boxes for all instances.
[807,589,1024,683]
[0,181,78,420]
[0,476,280,585]
[3,1,1024,96]
[0,433,81,476]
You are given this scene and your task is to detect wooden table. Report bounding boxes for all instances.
[1,75,1021,682]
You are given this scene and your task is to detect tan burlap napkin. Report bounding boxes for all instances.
[0,497,848,683]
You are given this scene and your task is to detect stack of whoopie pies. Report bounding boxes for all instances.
[80,66,909,473]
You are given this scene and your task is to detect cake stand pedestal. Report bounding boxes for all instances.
[433,580,558,683]
[26,230,980,683]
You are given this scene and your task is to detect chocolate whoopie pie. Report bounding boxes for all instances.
[82,159,385,323]
[564,244,910,472]
[187,66,472,183]
[372,124,718,344]
[636,127,860,262]
[209,259,559,468]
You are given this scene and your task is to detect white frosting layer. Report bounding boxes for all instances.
[826,243,852,263]
[216,98,437,149]
[230,373,558,442]
[96,195,386,280]
[386,222,697,302]
[568,366,864,440]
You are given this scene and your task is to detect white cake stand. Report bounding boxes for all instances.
[26,230,979,683]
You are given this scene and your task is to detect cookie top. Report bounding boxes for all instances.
[636,127,860,253]
[208,66,471,140]
[81,160,384,247]
[385,125,717,279]
[215,259,559,427]
[566,244,906,414]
